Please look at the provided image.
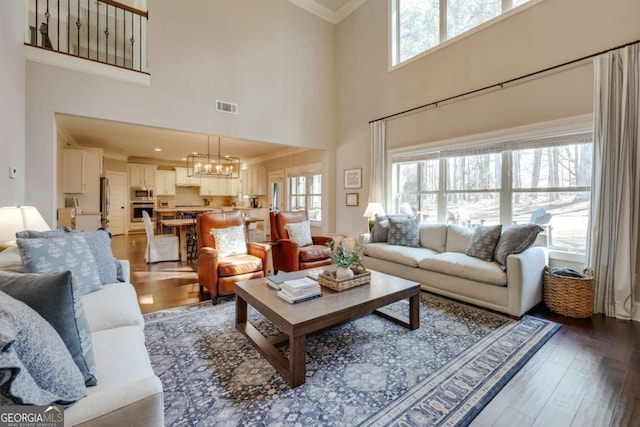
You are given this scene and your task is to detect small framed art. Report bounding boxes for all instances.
[346,193,359,207]
[344,168,362,189]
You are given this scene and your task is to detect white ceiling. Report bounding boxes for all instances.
[56,114,297,165]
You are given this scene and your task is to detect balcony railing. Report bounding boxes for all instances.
[26,0,148,73]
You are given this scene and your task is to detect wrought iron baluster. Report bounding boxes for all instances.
[139,15,141,72]
[57,0,60,51]
[105,5,109,64]
[67,0,70,53]
[76,0,80,55]
[86,0,89,58]
[130,11,135,70]
[35,0,38,46]
[96,1,99,60]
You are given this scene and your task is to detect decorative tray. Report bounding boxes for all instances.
[317,267,371,292]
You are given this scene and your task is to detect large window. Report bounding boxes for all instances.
[287,168,322,222]
[391,0,532,66]
[392,131,592,253]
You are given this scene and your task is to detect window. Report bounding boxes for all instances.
[287,167,322,222]
[391,131,592,253]
[391,0,531,66]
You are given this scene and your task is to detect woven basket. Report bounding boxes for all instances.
[318,266,371,292]
[543,267,594,318]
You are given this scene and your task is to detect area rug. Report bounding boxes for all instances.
[143,293,560,426]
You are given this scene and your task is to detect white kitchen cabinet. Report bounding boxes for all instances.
[63,149,86,193]
[155,170,176,196]
[242,166,267,195]
[129,164,156,187]
[175,167,201,187]
[199,178,240,196]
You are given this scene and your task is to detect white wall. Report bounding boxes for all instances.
[0,2,26,206]
[334,0,640,237]
[25,0,336,224]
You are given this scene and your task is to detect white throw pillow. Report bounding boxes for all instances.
[210,225,247,257]
[285,220,313,247]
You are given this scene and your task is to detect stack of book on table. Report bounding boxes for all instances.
[266,272,304,290]
[277,277,322,304]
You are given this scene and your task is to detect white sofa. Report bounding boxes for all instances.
[0,247,164,426]
[361,224,547,317]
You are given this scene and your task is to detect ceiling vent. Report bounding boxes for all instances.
[216,100,238,115]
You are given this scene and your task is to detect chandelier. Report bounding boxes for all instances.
[187,136,240,179]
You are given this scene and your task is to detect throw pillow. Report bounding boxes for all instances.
[387,217,420,247]
[17,234,102,295]
[0,271,97,386]
[371,215,412,243]
[371,214,390,243]
[80,230,119,285]
[18,229,119,285]
[284,220,313,247]
[210,225,247,257]
[0,291,86,405]
[15,229,68,239]
[465,225,503,262]
[494,224,544,271]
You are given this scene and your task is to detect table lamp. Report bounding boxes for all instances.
[363,202,385,232]
[0,206,51,244]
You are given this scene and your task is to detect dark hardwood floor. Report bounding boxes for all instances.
[112,234,639,426]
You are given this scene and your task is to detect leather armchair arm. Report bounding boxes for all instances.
[197,246,220,295]
[272,239,301,272]
[247,242,271,276]
[312,235,334,247]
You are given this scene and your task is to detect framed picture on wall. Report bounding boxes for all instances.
[344,168,362,189]
[346,193,359,207]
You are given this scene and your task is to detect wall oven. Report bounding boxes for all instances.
[130,202,155,223]
[131,186,154,201]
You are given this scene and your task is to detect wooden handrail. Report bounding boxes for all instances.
[100,0,148,18]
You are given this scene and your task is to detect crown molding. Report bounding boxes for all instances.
[288,0,366,24]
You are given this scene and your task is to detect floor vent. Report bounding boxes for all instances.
[216,100,238,114]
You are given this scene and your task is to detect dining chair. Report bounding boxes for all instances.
[142,211,179,263]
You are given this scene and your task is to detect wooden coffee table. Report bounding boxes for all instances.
[235,270,420,387]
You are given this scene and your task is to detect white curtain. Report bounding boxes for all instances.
[369,120,386,208]
[587,44,640,319]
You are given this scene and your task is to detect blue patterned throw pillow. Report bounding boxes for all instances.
[465,225,503,262]
[493,224,543,270]
[17,234,102,295]
[387,217,420,247]
[0,291,86,405]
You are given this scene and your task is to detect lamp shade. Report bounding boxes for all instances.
[0,206,51,242]
[363,202,385,219]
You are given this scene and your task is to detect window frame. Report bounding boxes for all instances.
[388,115,593,259]
[285,163,323,227]
[389,0,545,70]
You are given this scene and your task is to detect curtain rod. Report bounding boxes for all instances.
[369,39,640,124]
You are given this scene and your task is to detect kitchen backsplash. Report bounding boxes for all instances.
[157,186,233,207]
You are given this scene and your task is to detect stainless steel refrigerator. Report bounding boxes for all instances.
[99,177,110,229]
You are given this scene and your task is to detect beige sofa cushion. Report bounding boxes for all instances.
[81,283,144,333]
[64,326,163,427]
[364,243,438,267]
[0,246,25,273]
[419,252,507,286]
[419,224,447,253]
[445,225,474,253]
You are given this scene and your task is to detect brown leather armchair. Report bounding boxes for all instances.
[269,210,333,272]
[197,210,271,304]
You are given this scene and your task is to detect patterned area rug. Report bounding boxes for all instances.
[143,293,559,426]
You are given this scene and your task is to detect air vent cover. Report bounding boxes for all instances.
[216,100,238,114]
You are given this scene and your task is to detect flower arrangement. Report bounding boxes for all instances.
[326,240,364,269]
